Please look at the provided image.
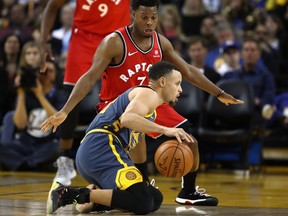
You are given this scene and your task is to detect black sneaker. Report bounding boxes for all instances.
[175,186,218,206]
[46,182,90,214]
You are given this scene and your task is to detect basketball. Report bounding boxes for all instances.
[154,139,193,178]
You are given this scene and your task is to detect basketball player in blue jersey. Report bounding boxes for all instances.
[41,61,194,214]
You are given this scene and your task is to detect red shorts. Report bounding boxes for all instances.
[64,26,106,85]
[147,103,187,138]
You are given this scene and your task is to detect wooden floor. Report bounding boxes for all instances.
[0,166,288,215]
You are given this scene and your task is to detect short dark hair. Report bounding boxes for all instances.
[131,0,160,11]
[188,36,208,49]
[149,61,180,81]
[243,37,260,50]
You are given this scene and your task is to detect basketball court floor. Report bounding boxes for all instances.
[0,166,287,215]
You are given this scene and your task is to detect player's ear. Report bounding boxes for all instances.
[158,77,166,87]
[131,10,136,19]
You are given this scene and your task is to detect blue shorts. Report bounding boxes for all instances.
[76,129,143,190]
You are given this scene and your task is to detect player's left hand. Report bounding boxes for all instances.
[217,92,244,105]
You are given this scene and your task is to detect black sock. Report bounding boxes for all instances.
[76,187,91,204]
[60,149,72,158]
[134,161,149,183]
[182,172,197,193]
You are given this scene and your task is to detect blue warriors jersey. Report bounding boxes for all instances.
[86,86,156,151]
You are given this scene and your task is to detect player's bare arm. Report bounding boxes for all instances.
[159,34,244,105]
[121,88,193,143]
[61,33,124,115]
[41,33,124,133]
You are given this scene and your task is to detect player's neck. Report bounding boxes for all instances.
[149,82,164,104]
[148,81,157,90]
[128,25,152,42]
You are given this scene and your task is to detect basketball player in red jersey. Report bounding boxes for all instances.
[42,0,244,209]
[39,0,131,187]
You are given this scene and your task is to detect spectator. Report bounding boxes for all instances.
[215,40,241,77]
[186,36,221,84]
[0,60,64,171]
[158,4,184,55]
[264,13,288,78]
[254,22,280,75]
[0,3,33,43]
[24,0,50,29]
[186,36,221,103]
[18,41,41,68]
[202,0,222,14]
[223,37,276,128]
[0,33,22,124]
[0,0,17,30]
[221,0,263,43]
[262,92,288,130]
[199,15,218,50]
[205,23,235,69]
[179,0,208,39]
[50,2,75,57]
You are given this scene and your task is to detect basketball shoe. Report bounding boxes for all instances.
[76,184,113,213]
[46,182,90,214]
[53,156,77,186]
[175,186,218,206]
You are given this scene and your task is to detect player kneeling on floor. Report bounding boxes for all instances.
[41,61,194,214]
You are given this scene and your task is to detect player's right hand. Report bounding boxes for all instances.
[164,128,194,143]
[41,110,67,133]
[40,43,55,73]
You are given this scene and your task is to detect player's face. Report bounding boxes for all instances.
[162,70,182,106]
[133,6,158,38]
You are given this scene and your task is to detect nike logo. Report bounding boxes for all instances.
[128,51,138,56]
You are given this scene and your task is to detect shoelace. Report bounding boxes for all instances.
[150,179,158,189]
[193,186,211,197]
[58,187,79,206]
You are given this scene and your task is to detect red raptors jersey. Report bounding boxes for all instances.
[98,26,163,110]
[74,0,131,35]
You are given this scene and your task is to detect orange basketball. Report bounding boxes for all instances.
[154,139,193,178]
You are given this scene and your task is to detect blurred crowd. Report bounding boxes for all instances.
[1,0,288,170]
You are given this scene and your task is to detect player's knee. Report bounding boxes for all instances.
[132,188,154,214]
[148,185,163,212]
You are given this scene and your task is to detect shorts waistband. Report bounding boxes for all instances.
[81,128,125,148]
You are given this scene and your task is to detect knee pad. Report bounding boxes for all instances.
[127,183,155,214]
[148,185,163,212]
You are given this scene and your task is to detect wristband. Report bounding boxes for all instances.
[216,90,225,98]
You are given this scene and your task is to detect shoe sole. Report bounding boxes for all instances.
[46,182,60,214]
